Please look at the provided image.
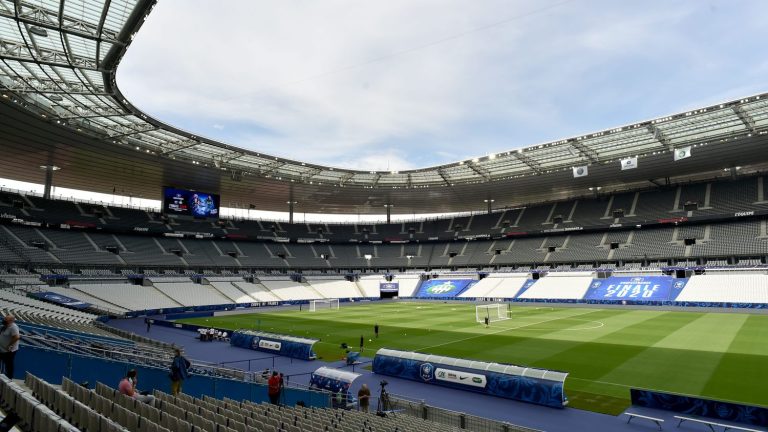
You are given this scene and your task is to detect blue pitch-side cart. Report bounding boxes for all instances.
[310,366,361,409]
[230,330,319,360]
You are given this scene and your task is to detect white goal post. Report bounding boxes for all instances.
[476,303,510,323]
[309,298,340,312]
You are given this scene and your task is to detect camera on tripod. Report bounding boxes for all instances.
[379,380,388,388]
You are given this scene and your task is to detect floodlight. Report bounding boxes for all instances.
[29,26,48,37]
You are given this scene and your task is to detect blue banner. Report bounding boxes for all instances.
[32,292,91,309]
[584,277,686,301]
[415,279,474,297]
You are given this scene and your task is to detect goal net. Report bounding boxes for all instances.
[476,303,510,323]
[309,298,340,312]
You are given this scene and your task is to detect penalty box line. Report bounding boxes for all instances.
[417,309,601,352]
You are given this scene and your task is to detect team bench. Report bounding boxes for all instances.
[674,415,764,432]
[625,412,664,430]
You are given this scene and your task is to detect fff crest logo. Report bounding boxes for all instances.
[420,363,434,381]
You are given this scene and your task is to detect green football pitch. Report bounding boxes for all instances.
[178,302,768,415]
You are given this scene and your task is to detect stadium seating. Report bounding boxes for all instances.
[517,272,594,300]
[73,282,182,311]
[258,276,322,301]
[676,273,768,303]
[460,273,529,298]
[305,276,364,299]
[2,174,768,245]
[357,275,387,297]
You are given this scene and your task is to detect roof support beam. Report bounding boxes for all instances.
[647,124,672,150]
[511,152,542,175]
[2,3,121,43]
[161,139,199,155]
[371,173,381,188]
[106,125,158,139]
[301,167,323,182]
[569,140,599,164]
[338,172,355,186]
[732,105,757,133]
[261,161,286,176]
[436,168,452,186]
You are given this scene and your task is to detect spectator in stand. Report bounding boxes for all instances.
[0,314,20,378]
[207,328,215,341]
[267,371,281,405]
[278,373,285,403]
[119,369,155,404]
[357,384,371,412]
[169,348,191,396]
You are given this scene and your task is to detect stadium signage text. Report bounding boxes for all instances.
[734,211,754,217]
[542,226,583,233]
[258,340,282,351]
[434,368,487,388]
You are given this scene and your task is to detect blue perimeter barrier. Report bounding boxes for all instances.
[631,388,768,427]
[16,345,330,408]
[123,298,381,317]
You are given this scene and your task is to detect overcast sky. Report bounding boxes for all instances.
[118,0,768,171]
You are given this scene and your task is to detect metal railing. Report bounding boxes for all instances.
[376,393,544,432]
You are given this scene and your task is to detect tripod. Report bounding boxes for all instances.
[376,384,392,416]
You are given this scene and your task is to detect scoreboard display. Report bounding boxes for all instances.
[163,187,220,218]
[585,276,683,301]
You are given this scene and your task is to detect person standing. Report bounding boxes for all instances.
[0,314,20,379]
[357,384,371,412]
[145,318,151,333]
[359,335,364,352]
[169,348,191,396]
[374,324,379,338]
[267,371,281,405]
[484,316,489,328]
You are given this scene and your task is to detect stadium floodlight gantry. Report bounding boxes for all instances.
[476,303,510,323]
[309,298,340,312]
[2,1,768,214]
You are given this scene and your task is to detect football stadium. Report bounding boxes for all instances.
[1,1,768,431]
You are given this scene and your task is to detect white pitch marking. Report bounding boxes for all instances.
[418,309,600,351]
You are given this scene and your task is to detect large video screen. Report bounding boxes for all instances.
[415,279,474,298]
[163,187,220,218]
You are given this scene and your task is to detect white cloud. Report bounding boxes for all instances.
[118,0,768,170]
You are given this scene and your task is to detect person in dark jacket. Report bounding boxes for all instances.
[169,348,191,396]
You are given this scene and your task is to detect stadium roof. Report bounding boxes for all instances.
[2,0,768,215]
